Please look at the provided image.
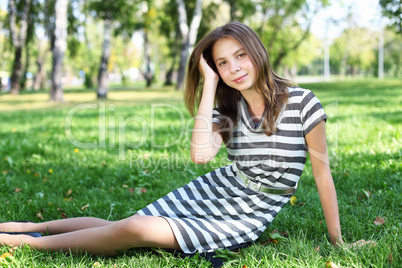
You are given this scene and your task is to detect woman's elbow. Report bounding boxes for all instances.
[190,151,213,164]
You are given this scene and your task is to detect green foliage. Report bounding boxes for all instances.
[86,0,141,35]
[0,80,401,266]
[380,0,402,34]
[378,29,402,77]
[331,27,377,76]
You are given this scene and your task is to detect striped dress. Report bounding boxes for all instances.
[138,87,327,253]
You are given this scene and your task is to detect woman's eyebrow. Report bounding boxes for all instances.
[215,48,245,63]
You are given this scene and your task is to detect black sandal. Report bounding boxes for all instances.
[0,221,42,237]
[0,231,42,237]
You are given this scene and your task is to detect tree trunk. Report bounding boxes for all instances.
[20,45,30,90]
[10,47,23,94]
[8,0,31,95]
[33,51,48,90]
[97,19,112,99]
[50,0,68,102]
[144,31,152,87]
[33,41,49,90]
[227,0,238,21]
[340,49,349,80]
[175,0,203,90]
[165,52,177,86]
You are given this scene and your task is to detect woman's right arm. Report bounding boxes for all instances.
[190,57,223,164]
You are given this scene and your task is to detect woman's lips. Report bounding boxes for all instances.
[233,74,247,83]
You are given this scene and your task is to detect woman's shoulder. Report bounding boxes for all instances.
[287,86,313,97]
[286,87,313,104]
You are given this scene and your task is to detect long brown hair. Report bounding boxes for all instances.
[184,22,293,143]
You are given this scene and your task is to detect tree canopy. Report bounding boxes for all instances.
[0,0,400,98]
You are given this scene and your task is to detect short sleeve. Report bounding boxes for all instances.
[300,89,327,135]
[212,108,221,125]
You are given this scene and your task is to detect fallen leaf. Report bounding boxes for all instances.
[0,252,15,263]
[374,216,386,226]
[66,189,72,196]
[61,212,68,218]
[362,189,371,198]
[326,261,340,268]
[14,187,22,192]
[122,185,129,188]
[242,265,248,268]
[315,246,320,252]
[290,196,297,205]
[141,188,147,193]
[269,231,287,243]
[36,211,44,220]
[2,171,8,174]
[34,172,40,177]
[81,204,90,211]
[388,253,393,263]
[109,187,114,192]
[129,188,135,193]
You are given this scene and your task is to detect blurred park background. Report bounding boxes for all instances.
[0,1,401,266]
[0,0,401,100]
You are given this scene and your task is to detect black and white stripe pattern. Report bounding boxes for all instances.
[138,87,327,253]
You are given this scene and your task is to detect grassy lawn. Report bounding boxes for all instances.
[0,79,401,267]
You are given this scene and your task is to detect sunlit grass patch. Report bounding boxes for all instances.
[0,79,401,267]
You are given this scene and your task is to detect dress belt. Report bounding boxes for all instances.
[237,171,297,195]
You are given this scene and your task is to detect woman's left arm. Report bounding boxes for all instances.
[306,121,375,248]
[305,120,343,245]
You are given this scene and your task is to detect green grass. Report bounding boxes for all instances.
[0,79,401,267]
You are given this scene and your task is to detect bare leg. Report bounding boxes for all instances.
[0,215,180,256]
[0,217,112,234]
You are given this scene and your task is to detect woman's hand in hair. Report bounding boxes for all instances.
[199,56,219,86]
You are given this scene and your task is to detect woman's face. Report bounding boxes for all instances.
[212,37,257,93]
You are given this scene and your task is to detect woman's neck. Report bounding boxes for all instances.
[240,91,265,122]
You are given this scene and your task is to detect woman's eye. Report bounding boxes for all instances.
[238,53,246,59]
[218,61,226,66]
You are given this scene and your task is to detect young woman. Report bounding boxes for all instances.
[0,22,370,259]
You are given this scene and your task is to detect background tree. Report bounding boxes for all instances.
[157,0,180,86]
[7,0,32,94]
[175,0,203,90]
[158,0,220,87]
[49,0,68,102]
[224,0,255,22]
[379,0,402,34]
[331,27,377,78]
[253,0,329,69]
[372,29,402,77]
[86,0,140,99]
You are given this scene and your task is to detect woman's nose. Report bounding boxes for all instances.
[230,62,240,74]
